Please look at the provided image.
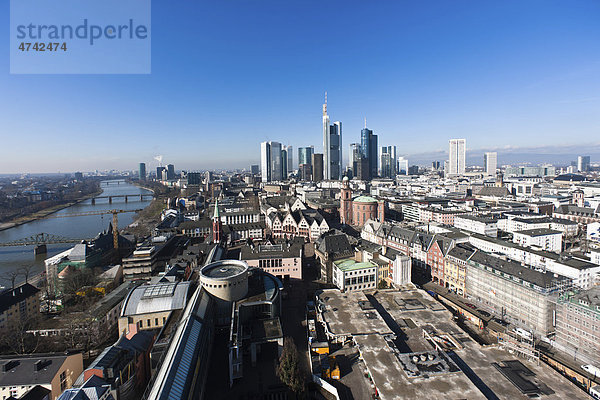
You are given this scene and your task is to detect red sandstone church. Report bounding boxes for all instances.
[339,177,385,227]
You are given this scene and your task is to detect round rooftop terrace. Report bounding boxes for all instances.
[201,260,248,279]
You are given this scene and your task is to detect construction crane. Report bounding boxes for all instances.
[42,209,143,250]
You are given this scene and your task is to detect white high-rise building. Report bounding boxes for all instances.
[448,138,466,176]
[260,141,283,182]
[260,141,270,183]
[484,152,497,176]
[322,93,342,180]
[578,155,591,172]
[398,157,409,175]
[349,143,361,170]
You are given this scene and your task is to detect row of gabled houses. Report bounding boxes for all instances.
[262,195,330,241]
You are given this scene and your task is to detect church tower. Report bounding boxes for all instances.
[212,198,222,243]
[340,176,352,225]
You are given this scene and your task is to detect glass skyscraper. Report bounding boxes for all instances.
[361,125,378,179]
[322,93,342,180]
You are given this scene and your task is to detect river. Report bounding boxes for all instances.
[0,179,153,287]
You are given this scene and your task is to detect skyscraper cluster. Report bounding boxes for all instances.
[260,141,294,182]
[259,93,408,182]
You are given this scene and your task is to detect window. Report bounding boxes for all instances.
[60,371,67,391]
[155,318,159,325]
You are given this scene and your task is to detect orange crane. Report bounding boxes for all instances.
[43,209,143,250]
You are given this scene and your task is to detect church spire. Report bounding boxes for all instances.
[213,198,220,219]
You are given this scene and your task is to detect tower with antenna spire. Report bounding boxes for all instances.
[322,92,342,180]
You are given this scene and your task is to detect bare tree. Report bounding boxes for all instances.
[1,270,21,289]
[19,264,35,284]
[0,316,40,355]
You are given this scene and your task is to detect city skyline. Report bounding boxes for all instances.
[2,1,600,173]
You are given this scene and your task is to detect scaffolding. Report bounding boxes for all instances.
[498,330,540,365]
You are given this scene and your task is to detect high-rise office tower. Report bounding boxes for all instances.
[285,145,293,172]
[349,143,361,176]
[167,164,175,180]
[360,121,378,180]
[139,162,146,181]
[380,146,397,178]
[322,93,342,180]
[448,138,466,176]
[251,164,259,175]
[298,146,314,168]
[260,142,270,182]
[270,142,282,181]
[281,147,288,178]
[398,157,409,175]
[484,152,497,176]
[578,155,591,172]
[260,141,283,182]
[156,166,165,180]
[312,153,324,182]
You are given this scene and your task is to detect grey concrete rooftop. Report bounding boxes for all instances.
[316,288,590,400]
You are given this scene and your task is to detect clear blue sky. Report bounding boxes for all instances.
[1,0,599,173]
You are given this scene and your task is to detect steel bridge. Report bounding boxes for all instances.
[91,193,153,204]
[0,233,90,247]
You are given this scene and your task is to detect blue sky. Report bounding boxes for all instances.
[1,0,599,173]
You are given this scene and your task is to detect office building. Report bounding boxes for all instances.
[250,164,259,175]
[332,259,377,292]
[298,146,314,167]
[355,157,370,181]
[484,152,497,176]
[578,155,591,172]
[361,123,378,179]
[448,138,466,176]
[322,94,342,180]
[349,143,361,175]
[240,237,304,281]
[398,157,408,175]
[380,145,397,178]
[281,147,288,178]
[139,162,146,181]
[166,164,175,180]
[285,145,293,172]
[555,287,600,364]
[156,166,165,180]
[260,141,283,182]
[465,250,570,336]
[505,165,556,177]
[312,153,324,182]
[454,215,498,237]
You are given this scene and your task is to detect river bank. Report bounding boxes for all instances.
[0,188,104,232]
